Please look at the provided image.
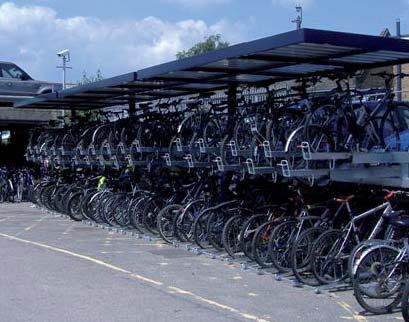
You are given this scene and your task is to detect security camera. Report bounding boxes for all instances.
[57,49,70,60]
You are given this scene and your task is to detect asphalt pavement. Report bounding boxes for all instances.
[0,203,403,322]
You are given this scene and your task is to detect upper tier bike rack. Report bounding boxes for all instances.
[16,28,409,188]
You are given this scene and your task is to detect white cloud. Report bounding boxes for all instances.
[163,0,231,9]
[0,2,245,83]
[271,0,313,8]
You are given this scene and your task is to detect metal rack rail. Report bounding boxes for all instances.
[17,28,409,188]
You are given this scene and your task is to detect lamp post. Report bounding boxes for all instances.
[56,49,72,89]
[292,5,303,30]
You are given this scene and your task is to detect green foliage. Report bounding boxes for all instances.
[176,34,229,59]
[73,69,104,122]
[78,69,104,85]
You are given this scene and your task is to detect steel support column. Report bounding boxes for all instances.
[128,96,136,116]
[397,19,402,102]
[227,85,237,136]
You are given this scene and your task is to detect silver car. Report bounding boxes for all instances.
[0,61,62,105]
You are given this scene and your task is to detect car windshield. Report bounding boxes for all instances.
[0,64,27,80]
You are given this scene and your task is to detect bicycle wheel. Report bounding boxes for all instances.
[142,197,165,235]
[402,280,409,322]
[112,196,131,227]
[222,215,247,258]
[353,244,404,314]
[381,102,409,151]
[291,227,325,286]
[67,191,84,221]
[80,189,98,221]
[102,194,121,227]
[269,220,299,273]
[88,191,109,223]
[311,229,354,285]
[130,196,149,234]
[252,220,285,268]
[239,214,267,261]
[174,199,205,243]
[157,204,182,244]
[207,211,229,251]
[348,239,387,280]
[192,208,214,249]
[285,124,333,186]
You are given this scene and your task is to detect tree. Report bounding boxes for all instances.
[78,69,104,85]
[176,34,229,59]
[72,70,104,123]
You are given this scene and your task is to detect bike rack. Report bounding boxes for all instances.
[103,143,112,156]
[250,123,258,134]
[215,157,224,172]
[184,154,194,168]
[279,160,291,178]
[132,140,141,153]
[117,143,126,155]
[125,154,135,167]
[263,141,272,158]
[97,155,105,167]
[163,153,172,167]
[112,155,120,169]
[175,138,183,152]
[245,158,256,175]
[197,138,206,153]
[352,151,409,164]
[89,145,96,156]
[228,140,238,157]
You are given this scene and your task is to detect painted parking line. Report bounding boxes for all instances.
[15,216,47,235]
[0,232,273,322]
[336,301,368,322]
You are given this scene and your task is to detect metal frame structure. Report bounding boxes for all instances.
[16,28,409,188]
[15,28,409,110]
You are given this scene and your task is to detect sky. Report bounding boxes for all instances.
[1,0,409,83]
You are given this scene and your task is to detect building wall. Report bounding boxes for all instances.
[0,105,60,126]
[397,64,409,101]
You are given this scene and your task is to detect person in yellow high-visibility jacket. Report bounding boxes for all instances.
[97,176,107,191]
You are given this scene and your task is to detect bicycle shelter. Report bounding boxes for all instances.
[15,28,409,188]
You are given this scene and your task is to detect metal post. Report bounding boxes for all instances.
[227,85,237,135]
[62,56,67,89]
[292,6,303,30]
[57,49,71,90]
[128,97,136,117]
[397,19,402,102]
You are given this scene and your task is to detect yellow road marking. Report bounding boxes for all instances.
[337,301,368,322]
[131,273,163,286]
[0,232,272,322]
[168,286,270,322]
[0,233,131,274]
[15,216,47,236]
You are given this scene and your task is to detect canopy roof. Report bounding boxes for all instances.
[14,28,409,110]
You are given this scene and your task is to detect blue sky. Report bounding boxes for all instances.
[2,0,409,83]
